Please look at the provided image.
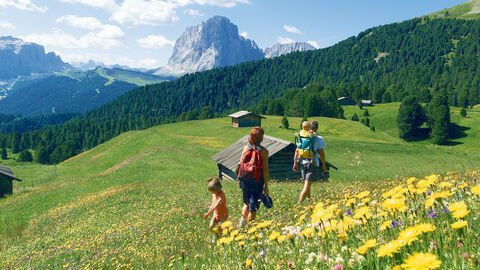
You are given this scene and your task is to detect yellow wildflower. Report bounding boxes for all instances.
[277,235,287,243]
[235,234,246,241]
[301,227,315,238]
[356,191,370,199]
[414,223,435,233]
[381,197,407,213]
[377,240,403,257]
[439,181,453,189]
[268,231,281,241]
[380,220,392,231]
[407,177,416,184]
[398,227,421,245]
[452,207,470,219]
[471,186,480,196]
[401,252,441,270]
[451,220,467,229]
[354,206,372,220]
[245,259,252,268]
[458,183,468,189]
[449,202,467,212]
[221,221,233,229]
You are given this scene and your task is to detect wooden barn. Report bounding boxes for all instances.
[228,111,265,128]
[211,135,300,182]
[0,165,21,197]
[337,97,357,106]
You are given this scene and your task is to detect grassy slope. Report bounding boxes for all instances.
[427,0,480,20]
[1,106,480,268]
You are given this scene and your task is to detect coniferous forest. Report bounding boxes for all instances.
[2,18,480,163]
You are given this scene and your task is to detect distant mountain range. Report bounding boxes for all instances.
[0,67,169,116]
[155,16,317,76]
[0,36,69,80]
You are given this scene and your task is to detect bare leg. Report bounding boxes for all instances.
[298,180,313,204]
[242,204,249,218]
[248,211,257,222]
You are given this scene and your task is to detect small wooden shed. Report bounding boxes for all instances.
[337,97,357,106]
[0,165,21,197]
[228,111,265,128]
[211,135,300,182]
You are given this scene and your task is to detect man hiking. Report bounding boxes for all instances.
[293,120,327,204]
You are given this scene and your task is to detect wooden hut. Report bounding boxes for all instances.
[228,111,265,128]
[211,135,300,181]
[0,165,21,197]
[361,99,373,107]
[337,97,357,106]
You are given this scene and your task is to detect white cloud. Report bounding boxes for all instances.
[278,36,295,44]
[59,0,118,12]
[56,15,104,30]
[0,0,47,12]
[111,0,179,26]
[184,8,203,17]
[60,0,249,26]
[23,22,124,50]
[283,25,301,34]
[0,21,15,29]
[307,40,319,49]
[191,0,249,8]
[137,34,175,48]
[239,32,248,38]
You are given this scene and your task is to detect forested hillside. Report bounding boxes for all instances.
[2,17,480,163]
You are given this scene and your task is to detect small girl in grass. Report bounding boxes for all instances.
[204,177,228,235]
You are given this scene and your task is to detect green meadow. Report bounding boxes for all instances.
[1,104,480,268]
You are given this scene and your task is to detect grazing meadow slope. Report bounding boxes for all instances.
[1,104,480,268]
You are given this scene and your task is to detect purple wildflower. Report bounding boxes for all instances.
[390,219,402,228]
[427,190,432,195]
[346,209,352,216]
[428,209,438,218]
[441,207,450,213]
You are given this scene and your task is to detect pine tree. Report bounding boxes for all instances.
[431,105,449,145]
[1,148,7,159]
[351,113,359,121]
[35,147,49,164]
[397,96,426,140]
[281,116,289,129]
[363,109,370,117]
[460,108,467,117]
[370,125,376,132]
[17,150,33,162]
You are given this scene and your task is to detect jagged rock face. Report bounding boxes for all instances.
[157,16,264,76]
[0,36,69,79]
[264,42,316,58]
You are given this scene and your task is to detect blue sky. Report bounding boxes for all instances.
[0,0,467,69]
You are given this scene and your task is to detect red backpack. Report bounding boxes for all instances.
[238,144,263,181]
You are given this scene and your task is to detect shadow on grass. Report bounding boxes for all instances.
[406,128,431,142]
[449,123,469,140]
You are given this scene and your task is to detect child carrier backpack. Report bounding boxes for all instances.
[237,144,263,181]
[295,132,315,159]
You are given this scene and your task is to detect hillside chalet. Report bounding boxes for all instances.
[211,135,300,181]
[228,111,265,128]
[337,97,356,106]
[0,165,21,197]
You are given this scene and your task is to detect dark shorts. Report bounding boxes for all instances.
[240,177,264,212]
[300,162,323,182]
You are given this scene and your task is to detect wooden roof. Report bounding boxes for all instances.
[228,111,265,119]
[211,135,294,171]
[0,165,21,181]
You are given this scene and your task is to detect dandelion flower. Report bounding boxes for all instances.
[268,231,281,241]
[301,227,315,238]
[380,220,392,231]
[398,227,421,245]
[471,186,480,196]
[377,240,403,257]
[245,259,252,267]
[452,208,470,219]
[401,252,441,270]
[448,202,467,212]
[414,223,436,233]
[451,220,467,229]
[382,198,407,213]
[356,191,370,199]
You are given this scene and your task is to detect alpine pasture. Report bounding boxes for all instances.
[1,105,480,269]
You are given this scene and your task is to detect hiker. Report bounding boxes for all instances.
[293,120,326,204]
[237,127,269,228]
[204,177,229,235]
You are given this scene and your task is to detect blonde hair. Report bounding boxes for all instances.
[302,121,311,131]
[208,177,222,192]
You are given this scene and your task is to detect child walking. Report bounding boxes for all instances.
[204,177,228,236]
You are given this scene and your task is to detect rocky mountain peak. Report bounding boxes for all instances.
[264,42,317,58]
[0,36,69,80]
